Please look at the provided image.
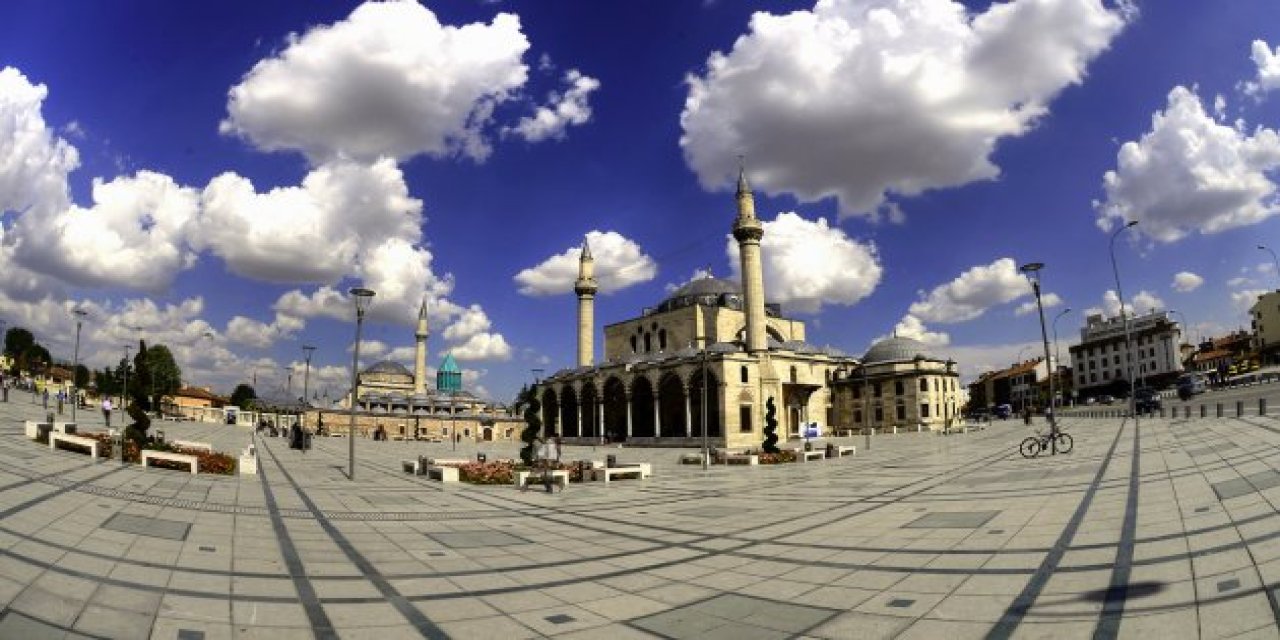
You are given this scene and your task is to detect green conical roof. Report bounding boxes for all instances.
[439,353,460,373]
[436,352,462,393]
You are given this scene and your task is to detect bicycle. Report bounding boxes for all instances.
[1019,428,1073,458]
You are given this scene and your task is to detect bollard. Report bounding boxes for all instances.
[1237,401,1244,417]
[1201,405,1207,418]
[1261,398,1267,416]
[476,452,486,463]
[1217,404,1223,418]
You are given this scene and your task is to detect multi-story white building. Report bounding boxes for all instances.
[1068,310,1183,398]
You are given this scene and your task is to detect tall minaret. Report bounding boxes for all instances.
[733,165,768,353]
[414,298,429,394]
[574,237,599,367]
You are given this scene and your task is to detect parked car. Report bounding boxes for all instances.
[993,404,1013,420]
[1135,387,1161,414]
[1176,373,1206,399]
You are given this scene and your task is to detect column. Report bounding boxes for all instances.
[653,394,662,437]
[597,401,605,441]
[577,401,583,438]
[625,392,633,438]
[685,386,693,438]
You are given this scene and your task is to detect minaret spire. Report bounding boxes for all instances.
[732,160,767,353]
[574,236,599,367]
[414,297,429,394]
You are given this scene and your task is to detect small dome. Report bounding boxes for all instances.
[363,360,412,377]
[863,336,933,364]
[666,276,741,301]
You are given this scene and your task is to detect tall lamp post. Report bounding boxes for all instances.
[71,308,87,421]
[1052,308,1072,409]
[1110,220,1140,424]
[120,344,131,465]
[347,287,376,481]
[692,336,710,470]
[1014,345,1031,410]
[861,362,871,451]
[1019,263,1058,448]
[1259,245,1280,287]
[302,345,315,405]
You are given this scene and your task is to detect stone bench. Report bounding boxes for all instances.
[515,469,569,489]
[678,452,710,465]
[53,422,77,434]
[239,444,257,475]
[723,454,759,465]
[426,465,459,483]
[597,463,652,484]
[50,433,99,460]
[798,450,825,462]
[141,450,198,474]
[24,421,49,439]
[832,445,856,457]
[171,440,212,452]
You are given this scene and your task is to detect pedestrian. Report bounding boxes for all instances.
[42,388,49,409]
[541,435,562,493]
[102,397,113,427]
[56,389,64,415]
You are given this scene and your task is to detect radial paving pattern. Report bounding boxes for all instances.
[1,397,1279,639]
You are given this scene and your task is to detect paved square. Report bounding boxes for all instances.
[4,398,1280,637]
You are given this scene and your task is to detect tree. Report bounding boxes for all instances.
[145,344,182,409]
[230,384,257,410]
[74,365,90,389]
[515,385,541,466]
[762,396,780,453]
[131,340,153,410]
[3,327,34,358]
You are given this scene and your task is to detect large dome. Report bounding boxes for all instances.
[363,360,412,377]
[655,276,743,313]
[863,336,932,364]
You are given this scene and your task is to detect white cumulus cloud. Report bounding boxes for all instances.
[1014,292,1062,316]
[1095,86,1280,242]
[909,258,1031,323]
[449,332,512,361]
[681,0,1128,217]
[728,212,880,314]
[506,69,600,143]
[875,314,950,349]
[1244,40,1280,97]
[514,230,657,296]
[221,2,533,163]
[1171,271,1204,292]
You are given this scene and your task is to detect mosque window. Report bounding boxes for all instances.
[740,366,748,383]
[659,329,667,351]
[790,366,797,383]
[920,403,930,418]
[873,383,882,398]
[630,336,637,353]
[895,380,905,395]
[854,409,863,424]
[919,378,928,392]
[896,403,906,421]
[875,407,883,422]
[645,333,653,352]
[739,406,753,432]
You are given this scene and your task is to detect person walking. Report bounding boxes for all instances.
[42,388,49,410]
[102,397,113,428]
[541,435,562,493]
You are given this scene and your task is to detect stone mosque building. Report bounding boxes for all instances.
[310,301,522,442]
[536,169,964,448]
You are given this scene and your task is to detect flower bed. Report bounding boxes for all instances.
[453,459,587,485]
[77,432,235,474]
[758,450,796,464]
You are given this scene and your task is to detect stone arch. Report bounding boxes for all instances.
[603,376,628,442]
[580,383,599,439]
[560,386,580,437]
[540,388,559,437]
[630,376,656,437]
[658,371,686,438]
[689,368,722,437]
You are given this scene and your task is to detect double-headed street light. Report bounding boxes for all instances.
[1019,263,1057,447]
[1110,220,1140,424]
[347,287,376,481]
[71,308,88,421]
[1052,307,1072,408]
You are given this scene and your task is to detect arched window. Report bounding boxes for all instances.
[740,366,748,383]
[659,329,667,351]
[630,336,637,353]
[644,333,652,352]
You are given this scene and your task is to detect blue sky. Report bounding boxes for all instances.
[2,0,1280,403]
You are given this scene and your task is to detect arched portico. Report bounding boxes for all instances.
[580,383,599,439]
[603,377,627,441]
[658,372,686,438]
[540,389,559,437]
[630,377,655,437]
[560,386,580,437]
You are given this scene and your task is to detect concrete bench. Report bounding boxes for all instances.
[429,458,470,467]
[171,440,212,452]
[832,445,856,457]
[50,433,99,460]
[597,463,652,484]
[141,450,198,474]
[798,450,825,462]
[515,469,569,489]
[426,465,459,483]
[402,459,423,474]
[239,444,257,475]
[678,452,709,465]
[24,421,49,439]
[53,422,77,434]
[723,454,759,465]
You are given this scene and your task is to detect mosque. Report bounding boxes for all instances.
[311,301,522,442]
[535,169,964,448]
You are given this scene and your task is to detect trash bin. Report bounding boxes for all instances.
[37,423,53,444]
[156,430,166,444]
[826,442,835,457]
[476,452,487,463]
[606,454,617,468]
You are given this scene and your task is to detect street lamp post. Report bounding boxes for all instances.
[302,345,315,406]
[71,308,87,421]
[1020,263,1058,453]
[1014,345,1031,410]
[120,344,131,465]
[1110,220,1140,425]
[1052,308,1072,409]
[861,363,871,451]
[695,337,710,470]
[1259,245,1280,287]
[347,287,376,481]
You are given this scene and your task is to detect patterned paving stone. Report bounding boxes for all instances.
[102,512,192,541]
[902,511,1000,529]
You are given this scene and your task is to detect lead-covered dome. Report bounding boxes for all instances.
[654,276,743,313]
[863,336,932,364]
[363,360,412,377]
